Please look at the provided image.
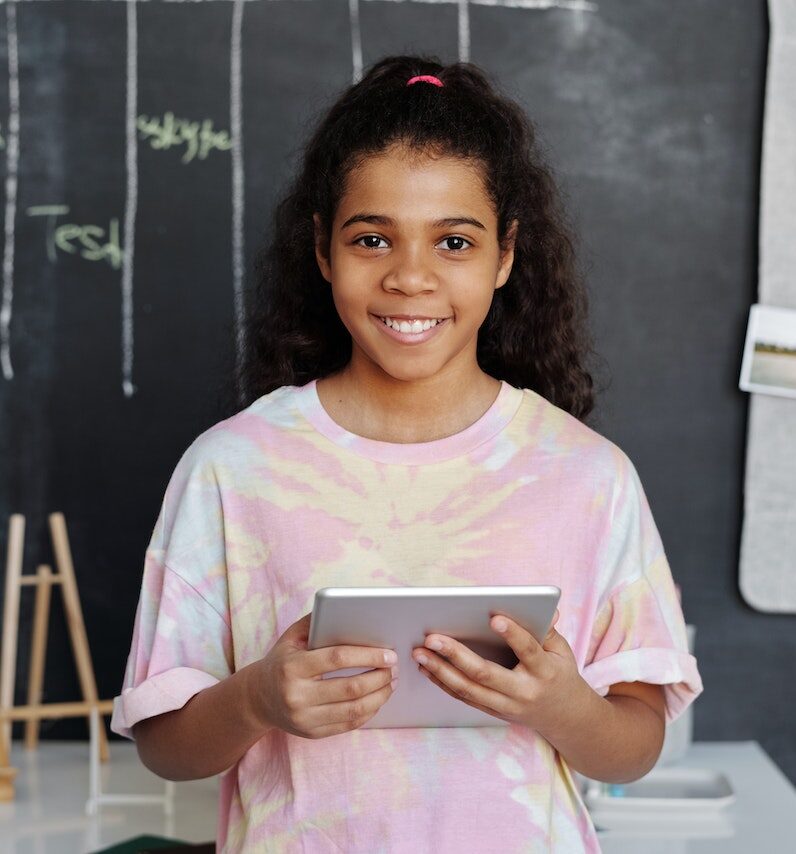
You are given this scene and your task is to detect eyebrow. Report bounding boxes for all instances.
[340,213,487,231]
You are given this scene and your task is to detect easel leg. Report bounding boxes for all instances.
[0,731,18,801]
[48,513,109,762]
[1,515,24,755]
[1,514,25,799]
[25,565,52,750]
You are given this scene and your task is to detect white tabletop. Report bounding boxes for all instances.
[594,741,796,852]
[1,739,792,852]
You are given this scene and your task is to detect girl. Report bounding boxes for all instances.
[111,56,703,852]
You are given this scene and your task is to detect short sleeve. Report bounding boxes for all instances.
[110,440,233,740]
[580,452,704,725]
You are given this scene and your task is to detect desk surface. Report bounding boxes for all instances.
[1,739,792,852]
[594,741,796,853]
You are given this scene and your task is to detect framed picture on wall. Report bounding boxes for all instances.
[739,303,796,400]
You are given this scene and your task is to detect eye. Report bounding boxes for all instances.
[353,234,474,253]
[437,235,473,254]
[354,235,388,250]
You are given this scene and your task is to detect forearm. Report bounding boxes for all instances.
[132,661,272,781]
[536,679,665,784]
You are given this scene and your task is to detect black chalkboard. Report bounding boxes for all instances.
[1,0,786,783]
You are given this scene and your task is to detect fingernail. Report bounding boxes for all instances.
[390,678,398,690]
[415,653,428,666]
[426,639,443,651]
[384,650,397,664]
[390,665,398,679]
[493,617,508,633]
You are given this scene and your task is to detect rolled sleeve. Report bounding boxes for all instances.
[582,451,704,725]
[112,444,234,741]
[111,553,233,741]
[111,667,222,739]
[581,562,703,724]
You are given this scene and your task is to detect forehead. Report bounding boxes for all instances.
[338,144,495,224]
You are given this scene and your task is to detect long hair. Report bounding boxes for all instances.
[227,55,601,422]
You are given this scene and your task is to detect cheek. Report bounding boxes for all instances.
[328,267,370,310]
[452,279,499,319]
[332,253,380,292]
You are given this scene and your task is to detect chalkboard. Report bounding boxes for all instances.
[1,1,786,783]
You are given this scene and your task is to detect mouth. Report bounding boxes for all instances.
[370,313,450,345]
[372,314,450,331]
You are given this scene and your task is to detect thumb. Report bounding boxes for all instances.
[282,612,312,648]
[543,609,568,651]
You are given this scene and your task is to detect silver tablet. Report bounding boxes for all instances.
[308,585,561,729]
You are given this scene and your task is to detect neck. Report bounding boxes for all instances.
[316,363,501,444]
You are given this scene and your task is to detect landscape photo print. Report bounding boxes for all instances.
[739,303,796,400]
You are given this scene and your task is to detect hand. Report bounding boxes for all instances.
[254,613,398,739]
[411,609,586,735]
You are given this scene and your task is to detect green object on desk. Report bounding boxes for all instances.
[89,835,192,853]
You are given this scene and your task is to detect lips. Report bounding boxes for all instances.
[370,312,449,345]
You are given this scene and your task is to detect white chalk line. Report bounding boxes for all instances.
[364,0,597,10]
[1,1,19,381]
[231,0,246,400]
[350,0,363,84]
[0,1,598,11]
[458,0,469,62]
[121,0,138,397]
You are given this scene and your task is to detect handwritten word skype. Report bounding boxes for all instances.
[27,206,123,270]
[137,112,232,163]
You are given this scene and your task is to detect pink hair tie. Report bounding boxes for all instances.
[406,75,444,87]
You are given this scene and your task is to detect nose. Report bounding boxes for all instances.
[382,245,439,295]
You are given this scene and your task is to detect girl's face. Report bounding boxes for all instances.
[314,142,516,390]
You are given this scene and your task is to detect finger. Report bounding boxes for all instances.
[420,634,512,693]
[311,677,396,733]
[412,649,514,717]
[313,664,396,705]
[493,613,567,662]
[417,661,508,722]
[490,615,545,667]
[420,664,504,719]
[301,644,397,678]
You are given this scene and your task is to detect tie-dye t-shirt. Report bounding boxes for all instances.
[111,379,703,853]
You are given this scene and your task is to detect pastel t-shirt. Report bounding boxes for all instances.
[111,379,703,853]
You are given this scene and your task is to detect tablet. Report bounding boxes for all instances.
[307,585,560,729]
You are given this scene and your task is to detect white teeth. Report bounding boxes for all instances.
[379,316,444,334]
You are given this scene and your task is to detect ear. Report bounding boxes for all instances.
[495,218,518,290]
[313,213,332,283]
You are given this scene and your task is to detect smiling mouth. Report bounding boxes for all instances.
[373,315,450,331]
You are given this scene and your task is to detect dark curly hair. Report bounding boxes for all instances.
[227,55,600,422]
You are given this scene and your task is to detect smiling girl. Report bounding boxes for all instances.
[111,56,703,853]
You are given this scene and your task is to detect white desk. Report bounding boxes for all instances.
[0,739,792,852]
[593,741,796,852]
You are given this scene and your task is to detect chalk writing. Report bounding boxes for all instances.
[137,112,232,163]
[27,205,123,270]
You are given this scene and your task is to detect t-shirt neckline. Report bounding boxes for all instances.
[293,378,523,464]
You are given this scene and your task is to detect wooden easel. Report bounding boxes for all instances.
[1,512,114,801]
